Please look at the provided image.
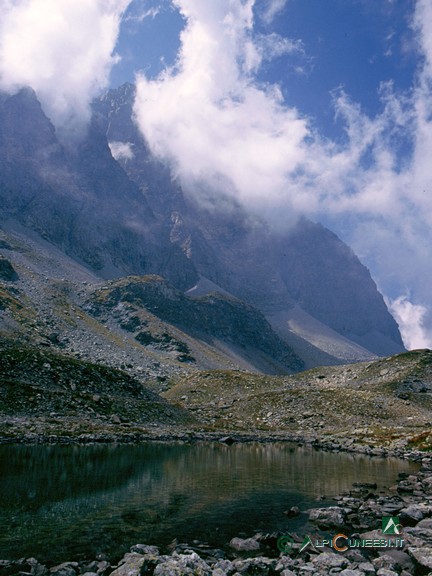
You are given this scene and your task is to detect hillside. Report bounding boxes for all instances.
[1,328,432,453]
[0,227,303,378]
[163,349,432,449]
[0,341,192,425]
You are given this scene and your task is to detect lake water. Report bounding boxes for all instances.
[0,442,418,563]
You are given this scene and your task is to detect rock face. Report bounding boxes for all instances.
[0,89,197,289]
[0,85,404,365]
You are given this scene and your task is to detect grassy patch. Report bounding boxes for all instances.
[407,430,432,451]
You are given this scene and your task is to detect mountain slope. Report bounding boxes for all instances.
[0,85,405,367]
[0,226,302,376]
[86,275,304,374]
[0,341,191,425]
[164,348,432,445]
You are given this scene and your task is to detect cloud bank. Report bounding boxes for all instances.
[0,0,131,137]
[133,0,432,349]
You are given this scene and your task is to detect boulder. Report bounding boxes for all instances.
[153,552,212,576]
[311,552,349,570]
[49,563,78,576]
[229,536,261,552]
[407,546,432,571]
[309,506,346,528]
[110,553,147,576]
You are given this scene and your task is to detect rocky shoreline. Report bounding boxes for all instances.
[0,419,427,462]
[1,449,432,576]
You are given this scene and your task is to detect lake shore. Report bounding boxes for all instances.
[0,414,429,464]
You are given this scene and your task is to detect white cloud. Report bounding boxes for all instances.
[134,0,313,213]
[109,141,135,161]
[256,32,304,61]
[0,0,131,138]
[133,0,432,349]
[260,0,289,24]
[388,296,432,350]
[125,6,161,24]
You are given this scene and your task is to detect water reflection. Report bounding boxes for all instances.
[0,442,418,563]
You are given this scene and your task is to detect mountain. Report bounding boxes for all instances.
[94,83,404,362]
[0,85,405,371]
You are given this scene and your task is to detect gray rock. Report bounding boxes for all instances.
[129,544,159,556]
[211,559,234,574]
[275,556,296,572]
[153,551,212,576]
[232,557,277,575]
[407,546,432,570]
[400,503,428,525]
[49,563,78,576]
[229,536,260,552]
[284,506,300,518]
[404,526,432,544]
[309,506,346,528]
[359,529,384,540]
[311,552,349,570]
[358,562,375,575]
[373,551,415,574]
[110,553,147,576]
[421,477,432,494]
[417,517,432,530]
[26,558,49,576]
[339,570,364,576]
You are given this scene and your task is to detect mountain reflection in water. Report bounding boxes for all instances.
[0,442,418,563]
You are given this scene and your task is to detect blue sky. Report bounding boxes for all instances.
[0,0,431,348]
[112,0,417,140]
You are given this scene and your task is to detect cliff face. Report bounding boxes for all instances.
[0,85,404,366]
[0,88,198,289]
[276,219,403,352]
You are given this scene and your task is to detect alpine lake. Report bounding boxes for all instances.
[0,441,419,564]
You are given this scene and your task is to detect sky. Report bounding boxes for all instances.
[0,0,431,349]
